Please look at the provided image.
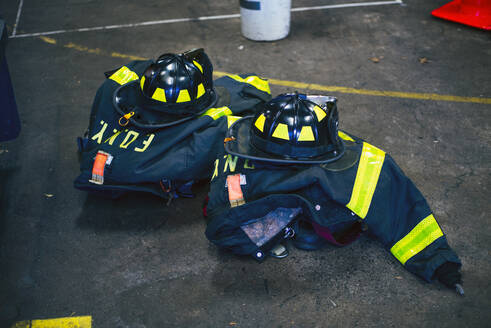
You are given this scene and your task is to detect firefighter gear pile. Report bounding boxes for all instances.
[205,93,462,289]
[74,49,271,198]
[74,49,463,293]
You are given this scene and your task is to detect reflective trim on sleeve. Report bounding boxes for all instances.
[346,142,385,218]
[109,66,139,85]
[390,214,444,265]
[227,116,242,128]
[201,106,233,120]
[226,74,271,94]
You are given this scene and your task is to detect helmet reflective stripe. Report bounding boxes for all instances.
[254,114,266,132]
[272,123,290,140]
[140,76,146,91]
[176,89,191,103]
[338,131,355,142]
[152,87,167,102]
[193,60,203,73]
[197,83,205,98]
[298,126,315,141]
[313,106,326,122]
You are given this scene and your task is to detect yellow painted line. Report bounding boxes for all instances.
[214,71,491,105]
[39,36,57,44]
[110,51,146,61]
[12,316,92,328]
[38,37,491,105]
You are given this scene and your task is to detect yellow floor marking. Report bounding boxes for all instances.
[111,52,147,61]
[39,36,57,44]
[214,71,491,105]
[11,316,92,328]
[38,37,491,105]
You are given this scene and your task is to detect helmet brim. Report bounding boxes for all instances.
[225,116,346,164]
[113,80,218,129]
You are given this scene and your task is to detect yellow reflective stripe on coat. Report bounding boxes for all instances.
[226,74,271,94]
[109,66,139,85]
[346,142,385,218]
[390,214,444,264]
[201,106,233,120]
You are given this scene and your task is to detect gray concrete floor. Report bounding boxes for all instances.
[1,0,490,327]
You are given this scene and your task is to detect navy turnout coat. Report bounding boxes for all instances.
[205,129,461,282]
[74,60,271,197]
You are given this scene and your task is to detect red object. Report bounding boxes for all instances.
[432,0,491,30]
[90,151,109,184]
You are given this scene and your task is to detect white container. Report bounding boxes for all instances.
[240,0,292,41]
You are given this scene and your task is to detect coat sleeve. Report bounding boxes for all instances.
[346,142,461,282]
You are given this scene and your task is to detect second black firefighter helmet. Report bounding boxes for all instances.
[225,93,345,164]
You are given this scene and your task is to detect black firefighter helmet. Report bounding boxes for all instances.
[225,93,345,164]
[113,48,218,128]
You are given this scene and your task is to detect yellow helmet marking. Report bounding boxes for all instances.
[338,131,355,142]
[298,126,315,141]
[152,87,167,102]
[140,76,146,91]
[197,83,205,98]
[193,60,203,73]
[313,105,327,122]
[272,123,290,140]
[227,116,242,128]
[254,114,266,132]
[176,89,191,102]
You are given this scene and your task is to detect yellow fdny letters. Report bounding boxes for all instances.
[90,120,155,152]
[91,121,108,144]
[211,155,255,180]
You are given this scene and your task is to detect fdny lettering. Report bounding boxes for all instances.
[91,120,155,152]
[223,155,238,173]
[211,155,255,180]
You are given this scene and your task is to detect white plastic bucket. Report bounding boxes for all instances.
[240,0,292,41]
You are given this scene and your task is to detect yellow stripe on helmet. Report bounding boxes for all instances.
[176,89,191,102]
[152,87,167,102]
[298,126,315,141]
[272,123,290,140]
[254,114,266,132]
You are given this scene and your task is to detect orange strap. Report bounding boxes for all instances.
[226,174,245,207]
[89,151,110,185]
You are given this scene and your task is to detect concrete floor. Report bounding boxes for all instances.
[1,0,490,327]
